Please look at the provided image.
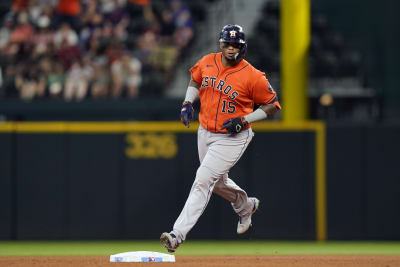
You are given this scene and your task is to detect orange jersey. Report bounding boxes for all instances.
[190,52,281,133]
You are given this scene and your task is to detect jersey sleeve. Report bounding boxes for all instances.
[252,72,281,110]
[189,57,204,85]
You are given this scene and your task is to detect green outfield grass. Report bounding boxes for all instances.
[0,241,400,256]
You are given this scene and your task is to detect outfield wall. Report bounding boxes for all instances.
[0,122,399,240]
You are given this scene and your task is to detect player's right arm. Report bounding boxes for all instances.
[181,54,213,127]
[180,80,201,128]
[186,54,209,104]
[189,79,201,88]
[184,80,201,104]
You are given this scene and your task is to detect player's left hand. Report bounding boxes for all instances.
[220,117,248,134]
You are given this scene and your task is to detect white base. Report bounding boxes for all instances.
[110,251,175,262]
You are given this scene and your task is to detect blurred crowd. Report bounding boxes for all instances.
[0,0,195,101]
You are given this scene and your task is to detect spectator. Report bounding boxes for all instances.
[32,15,53,57]
[47,61,65,98]
[170,0,193,49]
[85,27,102,56]
[113,16,129,42]
[148,42,177,84]
[110,51,141,98]
[91,55,110,98]
[53,22,78,49]
[54,23,80,69]
[10,12,34,44]
[64,56,93,101]
[15,61,46,100]
[134,29,157,67]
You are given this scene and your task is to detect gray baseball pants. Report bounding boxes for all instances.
[171,125,255,243]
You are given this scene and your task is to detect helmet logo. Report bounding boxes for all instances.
[229,30,237,38]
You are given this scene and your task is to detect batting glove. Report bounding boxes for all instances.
[220,117,248,134]
[180,101,194,128]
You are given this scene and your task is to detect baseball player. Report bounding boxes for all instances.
[160,24,281,253]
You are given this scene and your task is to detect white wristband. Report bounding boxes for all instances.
[244,108,267,123]
[184,86,199,103]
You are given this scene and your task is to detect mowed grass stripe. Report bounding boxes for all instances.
[0,241,399,256]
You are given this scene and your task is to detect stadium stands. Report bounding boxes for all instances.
[0,0,210,100]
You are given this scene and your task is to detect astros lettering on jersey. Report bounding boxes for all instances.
[190,52,282,133]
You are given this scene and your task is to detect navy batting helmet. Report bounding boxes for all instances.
[219,24,246,44]
[219,24,247,60]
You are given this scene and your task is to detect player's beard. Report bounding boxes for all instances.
[224,53,239,65]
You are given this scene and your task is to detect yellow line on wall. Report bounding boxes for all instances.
[315,122,327,241]
[1,121,323,133]
[0,123,14,132]
[0,122,199,133]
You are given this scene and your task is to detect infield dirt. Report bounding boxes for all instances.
[1,255,400,267]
